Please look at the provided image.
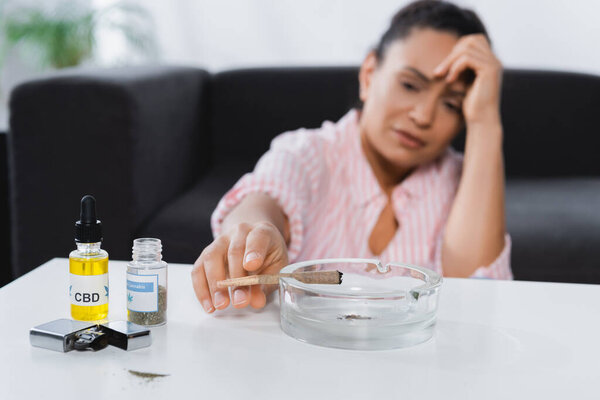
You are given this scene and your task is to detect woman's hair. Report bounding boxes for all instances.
[374,0,490,62]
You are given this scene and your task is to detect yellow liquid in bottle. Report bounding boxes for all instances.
[70,255,109,321]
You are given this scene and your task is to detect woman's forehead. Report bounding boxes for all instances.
[382,28,460,76]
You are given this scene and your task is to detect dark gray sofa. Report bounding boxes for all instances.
[8,66,600,283]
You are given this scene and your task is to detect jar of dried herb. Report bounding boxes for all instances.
[126,238,167,326]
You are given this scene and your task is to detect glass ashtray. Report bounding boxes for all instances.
[279,258,442,350]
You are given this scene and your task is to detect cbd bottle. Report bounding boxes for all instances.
[69,195,109,321]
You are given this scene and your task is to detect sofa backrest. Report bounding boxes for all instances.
[208,67,600,178]
[209,67,359,177]
[501,69,600,177]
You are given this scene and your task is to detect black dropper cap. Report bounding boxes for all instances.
[75,195,103,243]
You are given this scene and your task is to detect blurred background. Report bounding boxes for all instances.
[1,0,599,287]
[2,0,600,129]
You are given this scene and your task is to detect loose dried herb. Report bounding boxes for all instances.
[129,285,167,325]
[128,369,169,382]
[337,314,372,320]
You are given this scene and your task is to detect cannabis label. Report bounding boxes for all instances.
[70,273,109,306]
[127,273,159,313]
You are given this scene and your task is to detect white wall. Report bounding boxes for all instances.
[94,0,600,75]
[3,0,599,129]
[0,0,93,129]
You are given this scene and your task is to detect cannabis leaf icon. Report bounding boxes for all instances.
[127,292,133,303]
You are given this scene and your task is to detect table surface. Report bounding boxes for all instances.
[1,258,600,399]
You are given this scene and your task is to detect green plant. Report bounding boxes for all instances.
[0,1,156,69]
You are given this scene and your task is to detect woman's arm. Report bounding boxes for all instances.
[221,193,290,244]
[433,34,507,277]
[192,128,325,311]
[442,118,506,277]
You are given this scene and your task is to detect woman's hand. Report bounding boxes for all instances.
[433,33,503,126]
[191,221,289,313]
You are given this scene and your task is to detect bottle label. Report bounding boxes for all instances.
[70,273,109,306]
[126,273,159,312]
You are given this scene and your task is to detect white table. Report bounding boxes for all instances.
[1,258,599,399]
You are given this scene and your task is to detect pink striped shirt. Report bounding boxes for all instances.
[211,110,513,279]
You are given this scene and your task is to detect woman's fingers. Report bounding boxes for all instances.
[445,53,486,83]
[249,284,267,309]
[243,222,275,272]
[433,41,467,76]
[191,258,215,313]
[227,224,252,308]
[243,223,276,307]
[202,236,230,310]
[434,34,491,78]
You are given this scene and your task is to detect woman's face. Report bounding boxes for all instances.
[359,28,467,170]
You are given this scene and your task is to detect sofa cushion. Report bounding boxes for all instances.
[209,67,360,168]
[506,178,600,283]
[500,70,600,178]
[138,166,242,264]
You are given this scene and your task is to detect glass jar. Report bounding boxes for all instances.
[126,238,168,326]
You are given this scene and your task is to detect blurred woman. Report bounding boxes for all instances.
[192,0,512,313]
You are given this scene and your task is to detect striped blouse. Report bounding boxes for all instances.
[211,109,513,279]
